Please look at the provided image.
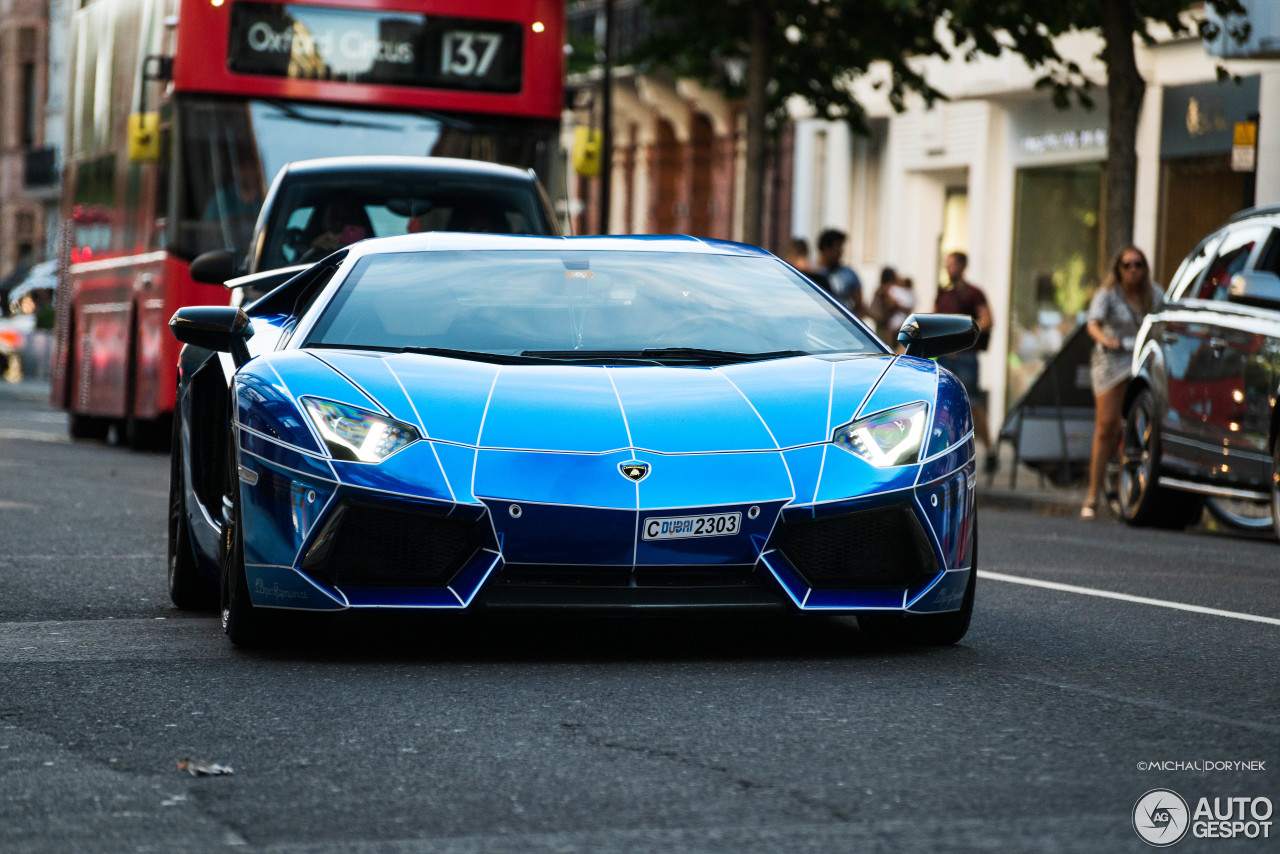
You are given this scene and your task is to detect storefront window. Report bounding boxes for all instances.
[1006,163,1103,410]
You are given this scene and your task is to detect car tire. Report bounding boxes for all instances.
[859,516,976,646]
[1117,388,1203,529]
[220,431,274,647]
[168,413,215,610]
[68,412,110,440]
[1204,497,1274,533]
[126,415,160,452]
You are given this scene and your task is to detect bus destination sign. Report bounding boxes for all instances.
[228,3,523,93]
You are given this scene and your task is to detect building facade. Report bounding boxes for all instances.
[0,0,62,284]
[791,27,1276,427]
[564,0,795,249]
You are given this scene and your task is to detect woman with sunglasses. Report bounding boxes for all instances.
[1080,245,1164,519]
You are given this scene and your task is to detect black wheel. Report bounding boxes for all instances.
[167,413,215,610]
[220,431,274,647]
[1117,389,1203,529]
[126,414,161,451]
[1103,452,1122,519]
[68,412,110,440]
[859,515,977,646]
[1205,497,1274,533]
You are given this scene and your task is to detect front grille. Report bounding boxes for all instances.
[497,564,760,588]
[303,503,481,588]
[777,505,933,588]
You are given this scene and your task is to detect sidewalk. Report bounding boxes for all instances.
[976,440,1089,517]
[0,376,52,405]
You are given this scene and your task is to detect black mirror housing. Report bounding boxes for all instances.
[1228,271,1280,309]
[169,306,254,366]
[189,249,238,284]
[897,313,980,359]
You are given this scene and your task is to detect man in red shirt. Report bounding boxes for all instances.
[935,251,996,473]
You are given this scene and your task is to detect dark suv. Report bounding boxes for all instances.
[1119,206,1280,535]
[189,155,559,293]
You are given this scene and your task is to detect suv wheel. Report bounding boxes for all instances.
[1118,389,1203,529]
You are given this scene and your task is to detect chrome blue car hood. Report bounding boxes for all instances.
[309,349,898,453]
[237,348,963,507]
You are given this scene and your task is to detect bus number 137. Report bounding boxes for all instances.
[441,31,502,77]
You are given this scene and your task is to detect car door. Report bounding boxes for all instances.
[1208,226,1280,489]
[1153,232,1223,476]
[1182,224,1274,483]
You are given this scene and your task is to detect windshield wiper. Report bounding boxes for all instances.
[522,348,807,365]
[398,347,565,365]
[642,348,808,364]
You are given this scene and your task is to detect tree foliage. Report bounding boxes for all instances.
[628,0,955,134]
[627,0,1249,251]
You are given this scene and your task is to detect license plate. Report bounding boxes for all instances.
[642,512,741,540]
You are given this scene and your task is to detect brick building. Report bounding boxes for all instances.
[0,0,59,284]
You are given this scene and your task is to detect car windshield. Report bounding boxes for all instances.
[260,174,554,271]
[304,250,881,361]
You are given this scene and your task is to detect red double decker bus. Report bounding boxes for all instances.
[51,0,564,445]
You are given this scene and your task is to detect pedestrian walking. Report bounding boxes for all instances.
[935,251,996,473]
[817,228,863,317]
[1080,245,1164,520]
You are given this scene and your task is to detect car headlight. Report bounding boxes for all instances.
[301,398,418,462]
[832,401,929,467]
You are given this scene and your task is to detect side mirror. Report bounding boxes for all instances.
[189,249,238,284]
[1228,271,1280,309]
[897,313,980,359]
[169,306,254,367]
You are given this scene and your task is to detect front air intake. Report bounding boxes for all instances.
[776,505,935,588]
[302,502,481,588]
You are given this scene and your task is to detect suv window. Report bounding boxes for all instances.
[1255,228,1280,276]
[1167,234,1222,302]
[1192,227,1266,301]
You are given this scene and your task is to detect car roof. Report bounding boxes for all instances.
[279,156,536,182]
[1225,204,1280,225]
[341,232,777,259]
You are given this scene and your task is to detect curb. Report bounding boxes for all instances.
[977,487,1086,516]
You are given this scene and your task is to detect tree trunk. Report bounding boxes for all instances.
[1100,0,1145,261]
[743,4,769,247]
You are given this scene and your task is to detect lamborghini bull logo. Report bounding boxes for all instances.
[619,461,650,482]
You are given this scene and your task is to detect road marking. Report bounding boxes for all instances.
[0,429,68,443]
[979,570,1280,626]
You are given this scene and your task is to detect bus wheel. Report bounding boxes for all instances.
[126,415,160,451]
[69,413,110,441]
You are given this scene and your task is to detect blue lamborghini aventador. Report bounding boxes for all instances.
[168,234,980,646]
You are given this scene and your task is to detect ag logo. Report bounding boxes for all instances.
[619,460,650,482]
[1133,788,1190,847]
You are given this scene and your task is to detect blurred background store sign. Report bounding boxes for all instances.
[1018,128,1106,156]
[1161,76,1260,159]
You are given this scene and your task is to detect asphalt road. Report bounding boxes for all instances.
[1,380,1277,853]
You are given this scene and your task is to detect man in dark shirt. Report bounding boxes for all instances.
[817,228,863,317]
[935,251,996,473]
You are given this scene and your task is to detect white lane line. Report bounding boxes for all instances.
[979,570,1280,626]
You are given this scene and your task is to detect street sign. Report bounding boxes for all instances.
[1231,120,1257,172]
